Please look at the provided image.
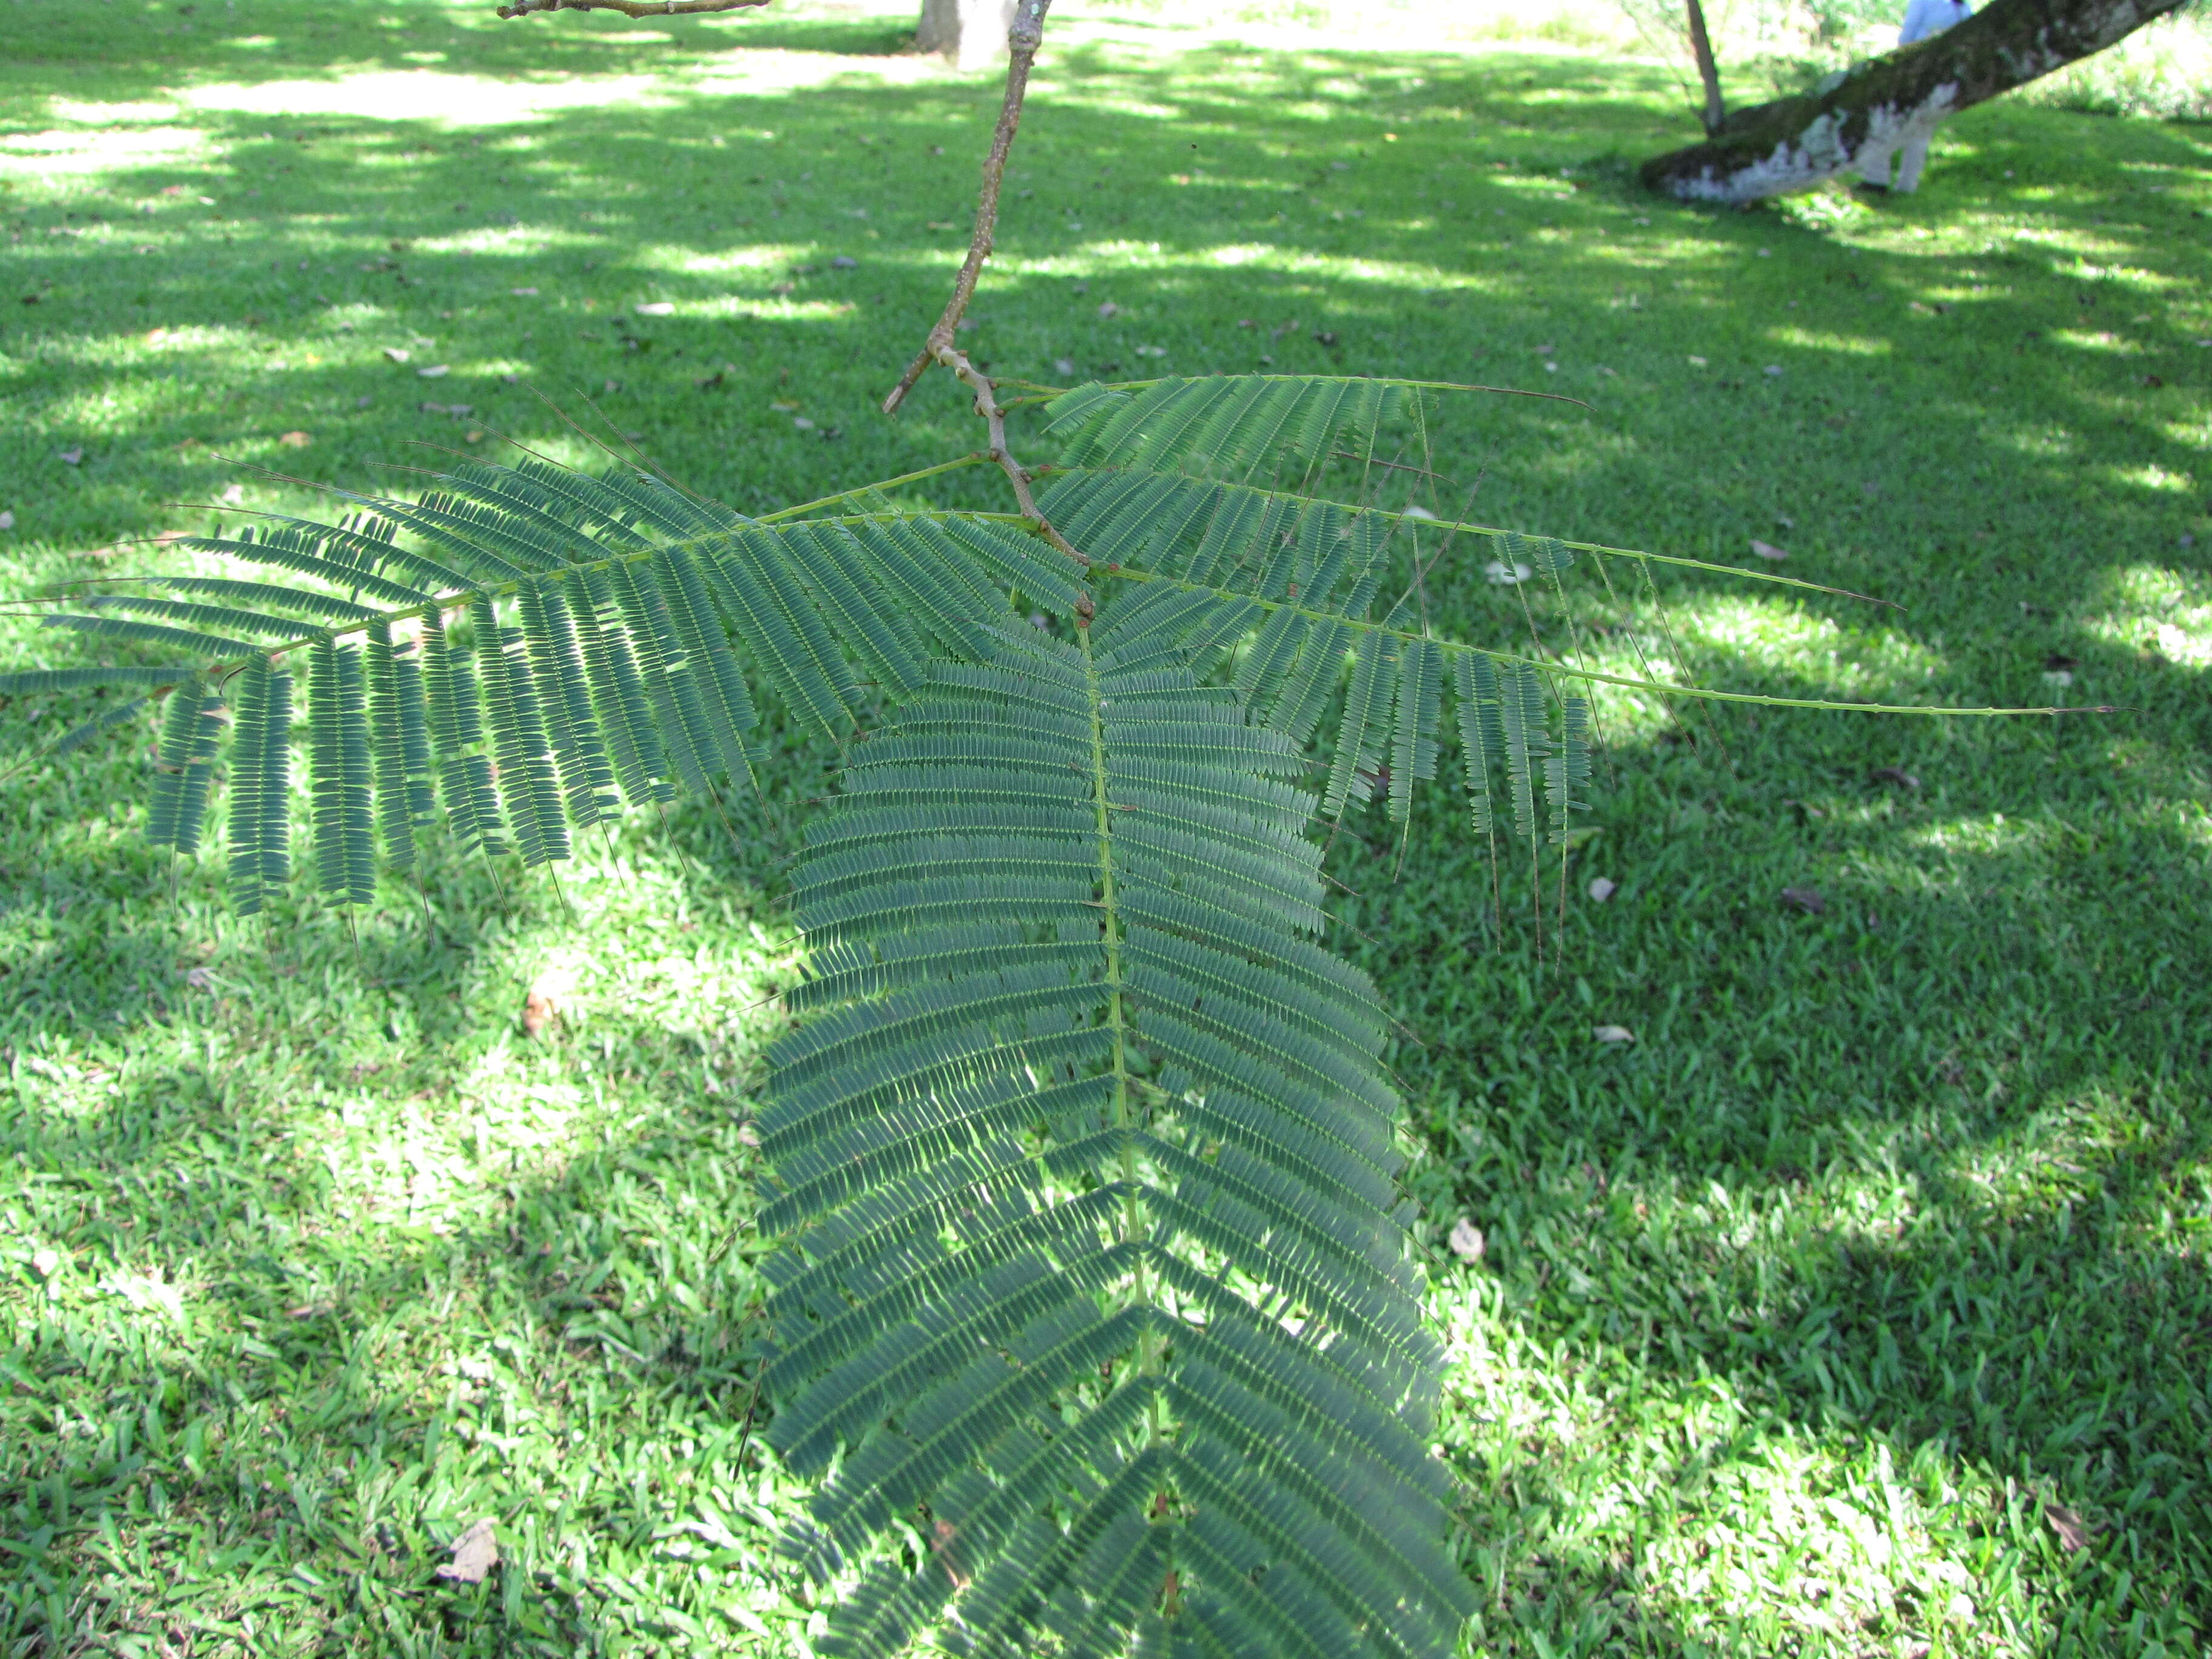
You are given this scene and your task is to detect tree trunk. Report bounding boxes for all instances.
[1640,0,2188,202]
[917,0,1016,70]
[1684,0,1727,136]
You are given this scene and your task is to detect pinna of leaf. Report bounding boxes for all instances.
[0,3,2105,1655]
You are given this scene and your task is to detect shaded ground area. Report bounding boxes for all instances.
[1,0,2208,1654]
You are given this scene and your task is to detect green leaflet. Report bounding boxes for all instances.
[82,593,324,642]
[308,638,377,906]
[1545,692,1592,843]
[44,612,260,658]
[607,556,714,799]
[0,666,206,695]
[141,575,384,626]
[1045,375,1405,482]
[54,695,153,756]
[1496,656,1549,843]
[575,565,674,808]
[472,593,570,868]
[1390,636,1443,826]
[517,581,619,831]
[366,621,437,873]
[1321,631,1390,823]
[707,528,853,743]
[760,598,1470,1659]
[421,609,509,861]
[225,657,292,914]
[654,547,760,799]
[146,677,221,855]
[1452,650,1503,838]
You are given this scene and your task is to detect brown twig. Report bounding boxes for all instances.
[942,349,1087,567]
[882,0,1051,418]
[495,0,768,18]
[876,0,1084,569]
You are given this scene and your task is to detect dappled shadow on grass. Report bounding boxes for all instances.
[5,27,2207,639]
[1340,705,2211,1651]
[0,797,808,1652]
[1,0,911,93]
[4,1064,779,1651]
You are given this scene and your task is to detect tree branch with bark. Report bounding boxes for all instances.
[874,0,1085,563]
[1640,0,2190,202]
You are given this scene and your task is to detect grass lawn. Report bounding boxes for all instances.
[3,1,2210,1654]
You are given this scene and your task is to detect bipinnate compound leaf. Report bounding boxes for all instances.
[759,602,1474,1657]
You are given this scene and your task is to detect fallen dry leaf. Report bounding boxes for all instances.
[417,364,451,379]
[1447,1218,1486,1262]
[31,1247,61,1279]
[1483,561,1533,586]
[437,1518,500,1584]
[1870,766,1920,790]
[1586,876,1617,902]
[278,431,311,448]
[59,447,84,466]
[1749,538,1789,561]
[1780,886,1826,914]
[1098,300,1121,318]
[2043,1501,2089,1554]
[521,965,578,1039]
[1593,1024,1635,1044]
[383,346,411,364]
[0,511,16,531]
[635,300,675,315]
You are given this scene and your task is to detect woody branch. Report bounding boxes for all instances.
[879,0,1082,565]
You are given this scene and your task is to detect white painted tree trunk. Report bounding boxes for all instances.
[1640,0,2188,203]
[917,0,1016,70]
